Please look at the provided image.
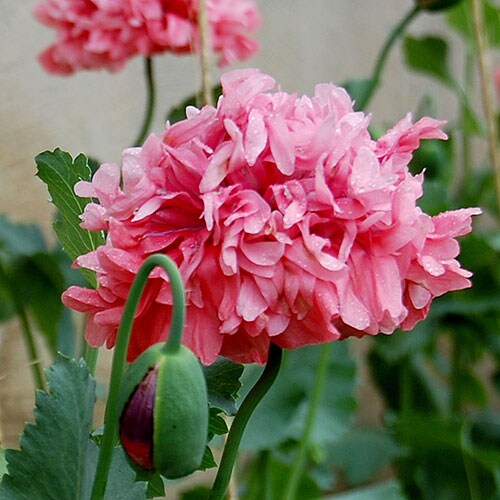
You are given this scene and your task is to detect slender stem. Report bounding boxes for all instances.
[132,57,156,147]
[197,0,213,106]
[459,46,475,198]
[208,344,283,500]
[90,254,185,500]
[461,423,481,500]
[260,450,273,500]
[283,343,331,500]
[82,343,99,378]
[471,0,500,217]
[0,262,45,391]
[356,6,420,110]
[18,307,46,391]
[80,316,99,377]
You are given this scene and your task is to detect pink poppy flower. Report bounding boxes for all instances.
[62,68,480,365]
[33,0,260,74]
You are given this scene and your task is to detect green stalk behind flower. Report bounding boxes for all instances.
[356,6,420,111]
[208,343,283,500]
[132,57,156,147]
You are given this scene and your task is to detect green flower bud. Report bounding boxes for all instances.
[416,0,464,11]
[118,343,209,479]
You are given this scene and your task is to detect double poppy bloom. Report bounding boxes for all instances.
[62,68,480,365]
[34,0,260,74]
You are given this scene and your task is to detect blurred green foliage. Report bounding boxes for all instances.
[1,1,499,498]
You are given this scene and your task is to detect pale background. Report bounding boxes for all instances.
[0,0,461,230]
[0,0,488,481]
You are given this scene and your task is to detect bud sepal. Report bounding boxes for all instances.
[118,343,209,479]
[416,0,464,11]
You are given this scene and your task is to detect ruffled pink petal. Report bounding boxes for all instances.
[61,68,480,365]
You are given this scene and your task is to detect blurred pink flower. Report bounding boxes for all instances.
[34,0,260,74]
[62,68,480,365]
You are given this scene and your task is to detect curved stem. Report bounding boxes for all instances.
[283,343,331,500]
[198,0,213,106]
[208,343,283,500]
[90,254,185,500]
[356,6,420,110]
[0,262,45,391]
[471,0,500,218]
[132,57,156,147]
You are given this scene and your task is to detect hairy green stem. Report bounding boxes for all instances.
[471,0,500,217]
[283,343,331,500]
[0,262,45,391]
[18,306,45,391]
[356,6,420,110]
[90,254,185,500]
[208,344,283,500]
[198,0,213,106]
[132,57,156,147]
[82,343,99,378]
[80,316,99,377]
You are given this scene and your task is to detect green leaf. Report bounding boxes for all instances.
[241,453,321,500]
[322,480,405,500]
[403,35,453,85]
[180,485,211,500]
[0,357,147,499]
[410,136,453,180]
[134,469,165,499]
[369,326,451,415]
[0,449,7,477]
[464,411,500,470]
[395,414,498,499]
[208,407,228,437]
[202,381,234,473]
[0,356,96,500]
[460,96,483,135]
[199,446,217,471]
[342,78,375,111]
[166,85,223,124]
[0,216,47,257]
[10,252,76,357]
[447,0,500,47]
[82,443,147,500]
[145,473,165,499]
[203,406,226,469]
[241,342,357,451]
[35,149,105,287]
[328,428,402,485]
[0,280,14,322]
[203,357,244,416]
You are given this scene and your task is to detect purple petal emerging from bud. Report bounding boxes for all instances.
[119,367,158,469]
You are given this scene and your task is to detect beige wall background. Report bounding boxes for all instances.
[0,0,486,457]
[1,0,460,232]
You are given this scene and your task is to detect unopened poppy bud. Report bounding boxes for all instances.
[415,0,463,11]
[118,343,209,479]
